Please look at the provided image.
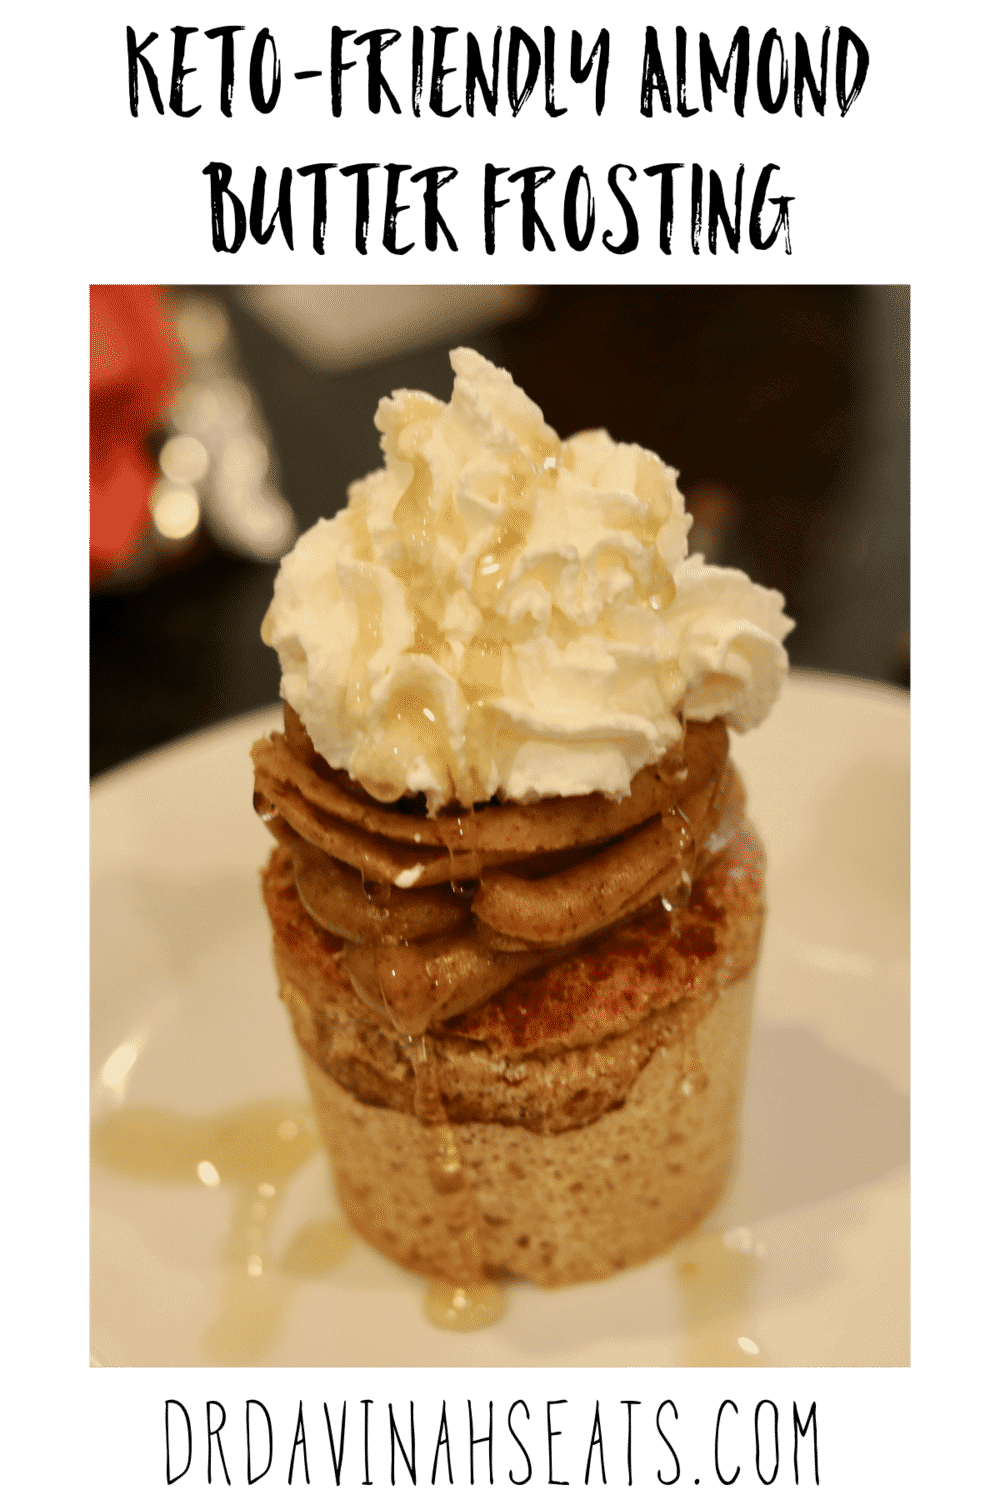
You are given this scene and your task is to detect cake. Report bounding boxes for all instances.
[252,349,792,1292]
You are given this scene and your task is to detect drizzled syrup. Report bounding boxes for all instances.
[91,1100,353,1363]
[679,1039,710,1100]
[425,1279,508,1332]
[356,862,410,1032]
[372,937,408,1032]
[442,805,483,893]
[673,1228,768,1366]
[407,1035,508,1332]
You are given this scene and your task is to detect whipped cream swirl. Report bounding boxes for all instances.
[262,349,793,812]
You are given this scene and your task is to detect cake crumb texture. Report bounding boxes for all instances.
[261,814,764,1287]
[299,968,754,1288]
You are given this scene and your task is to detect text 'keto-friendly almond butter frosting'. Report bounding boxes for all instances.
[262,348,793,815]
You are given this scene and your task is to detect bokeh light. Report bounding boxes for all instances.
[175,298,228,360]
[150,480,201,541]
[159,434,209,485]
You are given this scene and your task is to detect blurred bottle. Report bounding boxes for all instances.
[90,286,296,591]
[164,293,296,566]
[90,286,181,585]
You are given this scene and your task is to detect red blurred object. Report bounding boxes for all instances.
[90,286,182,583]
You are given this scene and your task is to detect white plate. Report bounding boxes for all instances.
[91,671,909,1367]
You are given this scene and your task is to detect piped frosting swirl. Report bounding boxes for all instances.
[253,706,738,1034]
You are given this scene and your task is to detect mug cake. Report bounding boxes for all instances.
[252,349,792,1291]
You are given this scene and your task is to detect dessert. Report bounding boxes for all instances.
[252,348,792,1293]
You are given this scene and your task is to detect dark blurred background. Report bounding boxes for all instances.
[90,284,909,778]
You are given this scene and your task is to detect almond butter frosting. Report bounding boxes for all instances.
[253,707,739,1033]
[261,348,793,814]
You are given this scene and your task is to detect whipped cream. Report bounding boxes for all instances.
[262,349,793,811]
